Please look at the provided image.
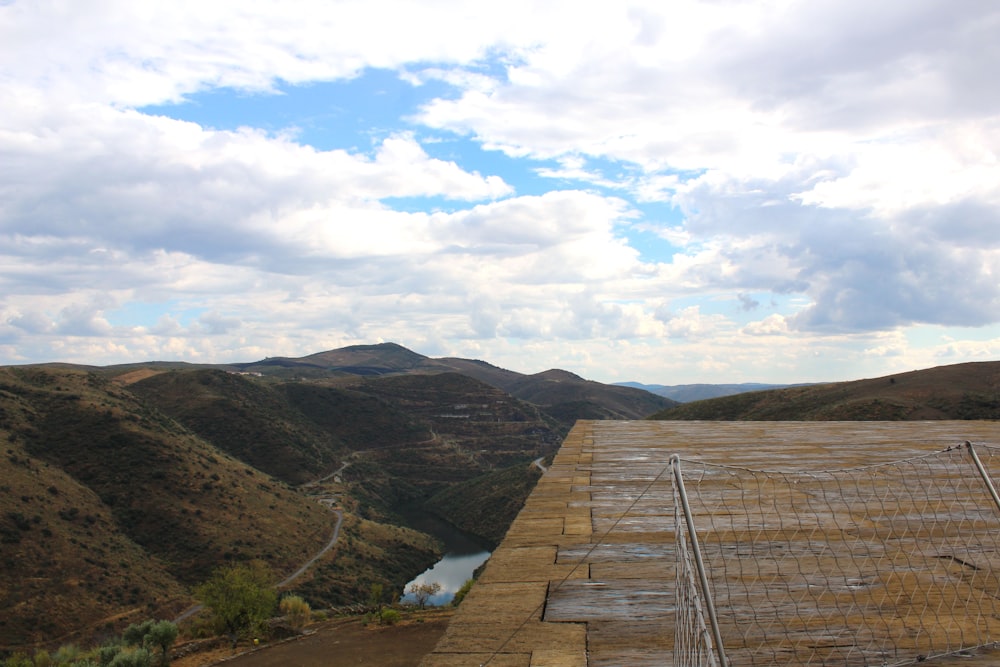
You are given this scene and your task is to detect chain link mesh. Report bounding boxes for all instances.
[672,443,1000,666]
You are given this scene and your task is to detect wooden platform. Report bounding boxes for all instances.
[419,420,1000,666]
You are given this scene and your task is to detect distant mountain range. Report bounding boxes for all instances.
[105,342,678,427]
[616,381,803,403]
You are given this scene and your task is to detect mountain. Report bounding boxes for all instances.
[648,361,1000,421]
[501,369,672,428]
[238,343,676,426]
[0,366,335,648]
[617,381,799,403]
[0,343,676,650]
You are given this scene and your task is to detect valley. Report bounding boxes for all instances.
[3,343,996,660]
[0,343,669,653]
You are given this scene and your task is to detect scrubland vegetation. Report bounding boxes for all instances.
[0,345,581,656]
[5,344,991,661]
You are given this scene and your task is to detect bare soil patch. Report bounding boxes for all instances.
[112,368,165,385]
[173,610,453,667]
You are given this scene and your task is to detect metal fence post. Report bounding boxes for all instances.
[965,441,1000,516]
[671,455,729,667]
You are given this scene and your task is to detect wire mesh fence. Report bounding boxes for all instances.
[672,442,1000,667]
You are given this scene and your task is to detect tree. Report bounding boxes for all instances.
[145,621,178,666]
[122,621,154,647]
[195,561,277,649]
[367,583,386,624]
[98,642,124,666]
[121,619,177,666]
[407,582,442,609]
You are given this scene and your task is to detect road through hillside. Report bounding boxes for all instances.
[173,507,343,623]
[277,509,343,588]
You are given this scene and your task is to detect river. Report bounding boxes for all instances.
[400,511,492,606]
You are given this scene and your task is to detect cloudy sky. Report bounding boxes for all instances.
[1,1,998,384]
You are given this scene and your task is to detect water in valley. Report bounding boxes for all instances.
[400,512,492,606]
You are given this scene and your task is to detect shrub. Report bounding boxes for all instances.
[51,644,82,664]
[278,595,311,634]
[379,609,401,626]
[452,578,475,607]
[1,652,33,667]
[98,642,122,665]
[107,648,151,667]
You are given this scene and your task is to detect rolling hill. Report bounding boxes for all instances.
[5,342,666,651]
[0,366,335,649]
[648,361,1000,421]
[233,342,678,426]
[0,342,735,652]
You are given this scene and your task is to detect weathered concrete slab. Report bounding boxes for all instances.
[421,420,1000,666]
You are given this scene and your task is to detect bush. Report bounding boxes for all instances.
[51,644,83,664]
[278,595,311,634]
[107,648,151,667]
[452,578,474,606]
[1,653,33,667]
[379,609,401,626]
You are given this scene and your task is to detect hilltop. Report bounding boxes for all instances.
[227,343,675,427]
[649,361,1000,420]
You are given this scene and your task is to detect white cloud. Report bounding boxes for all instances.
[743,314,789,336]
[1,0,998,384]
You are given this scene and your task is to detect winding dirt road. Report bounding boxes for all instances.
[173,507,344,623]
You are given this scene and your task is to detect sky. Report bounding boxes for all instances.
[1,0,998,385]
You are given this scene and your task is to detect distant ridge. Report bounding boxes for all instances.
[648,361,1000,420]
[618,381,801,403]
[229,343,677,426]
